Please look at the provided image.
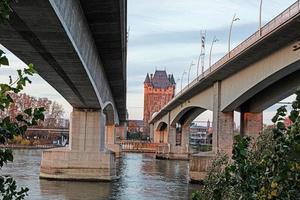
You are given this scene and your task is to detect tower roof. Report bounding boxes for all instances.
[151,70,171,88]
[169,74,176,85]
[144,73,151,84]
[145,70,176,88]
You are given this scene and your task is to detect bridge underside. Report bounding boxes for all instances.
[243,68,300,112]
[0,0,127,182]
[0,0,127,122]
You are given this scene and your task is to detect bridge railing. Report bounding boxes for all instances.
[117,140,160,153]
[174,1,300,99]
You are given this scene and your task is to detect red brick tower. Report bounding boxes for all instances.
[143,70,176,138]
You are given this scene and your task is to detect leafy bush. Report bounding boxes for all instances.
[0,0,45,199]
[193,91,300,200]
[8,135,31,145]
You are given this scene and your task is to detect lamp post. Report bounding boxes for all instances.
[209,36,219,69]
[181,70,187,93]
[259,0,263,36]
[176,78,180,94]
[187,61,195,87]
[228,13,240,54]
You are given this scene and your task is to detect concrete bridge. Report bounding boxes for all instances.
[149,2,300,181]
[0,0,127,181]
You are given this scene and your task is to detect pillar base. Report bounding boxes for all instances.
[155,153,189,160]
[40,147,117,181]
[107,144,122,158]
[189,152,215,182]
[155,144,189,160]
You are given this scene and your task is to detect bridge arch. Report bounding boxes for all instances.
[169,106,208,150]
[155,121,168,131]
[170,106,206,127]
[225,68,300,113]
[103,101,118,126]
[154,121,168,143]
[221,42,300,112]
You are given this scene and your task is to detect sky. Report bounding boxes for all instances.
[0,0,298,125]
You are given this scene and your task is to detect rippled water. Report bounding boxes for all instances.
[1,150,201,200]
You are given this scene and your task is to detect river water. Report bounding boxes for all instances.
[1,150,201,200]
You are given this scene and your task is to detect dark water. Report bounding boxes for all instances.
[1,150,201,200]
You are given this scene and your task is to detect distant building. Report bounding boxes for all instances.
[143,70,176,138]
[128,120,144,133]
[189,121,212,146]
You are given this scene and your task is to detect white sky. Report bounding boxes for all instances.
[0,0,298,125]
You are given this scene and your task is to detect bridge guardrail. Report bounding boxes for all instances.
[173,1,300,99]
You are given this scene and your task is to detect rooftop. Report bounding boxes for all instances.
[144,70,176,88]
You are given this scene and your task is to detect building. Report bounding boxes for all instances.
[143,70,176,138]
[128,120,144,133]
[189,121,212,146]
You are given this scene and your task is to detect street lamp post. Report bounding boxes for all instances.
[259,0,263,36]
[209,36,219,69]
[181,70,187,93]
[228,13,240,55]
[176,78,181,94]
[187,61,195,87]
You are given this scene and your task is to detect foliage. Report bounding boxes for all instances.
[127,131,143,140]
[0,93,65,128]
[0,0,45,199]
[8,135,31,146]
[0,53,44,200]
[192,91,300,200]
[0,0,12,24]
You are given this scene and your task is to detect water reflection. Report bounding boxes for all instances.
[2,150,201,200]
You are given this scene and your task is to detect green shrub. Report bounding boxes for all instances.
[193,91,300,200]
[0,1,45,199]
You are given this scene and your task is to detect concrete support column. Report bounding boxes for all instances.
[40,108,116,181]
[100,111,106,151]
[106,125,115,145]
[212,81,234,155]
[106,124,122,158]
[115,122,127,140]
[149,123,154,142]
[163,129,168,143]
[153,129,160,143]
[68,109,101,152]
[240,111,263,140]
[189,81,234,182]
[168,125,189,160]
[168,126,176,147]
[181,125,190,153]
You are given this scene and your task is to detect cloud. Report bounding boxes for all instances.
[1,0,298,122]
[129,22,259,48]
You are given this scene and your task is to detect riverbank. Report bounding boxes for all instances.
[0,144,57,149]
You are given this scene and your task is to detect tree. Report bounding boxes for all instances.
[0,0,45,199]
[44,101,64,128]
[0,93,65,128]
[192,91,300,200]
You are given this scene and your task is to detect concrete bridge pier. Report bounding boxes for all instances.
[190,81,234,182]
[212,81,235,155]
[40,108,116,181]
[115,122,127,140]
[156,125,189,160]
[240,111,263,140]
[106,125,122,158]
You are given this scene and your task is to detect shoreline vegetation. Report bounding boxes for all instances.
[0,144,57,149]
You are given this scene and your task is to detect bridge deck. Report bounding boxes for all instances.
[151,1,300,123]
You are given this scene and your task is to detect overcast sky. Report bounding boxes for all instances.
[0,0,297,125]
